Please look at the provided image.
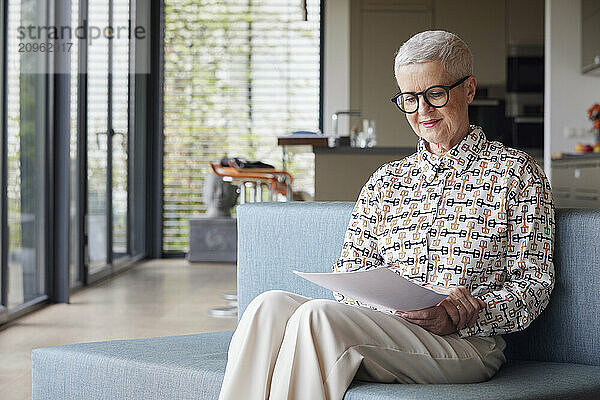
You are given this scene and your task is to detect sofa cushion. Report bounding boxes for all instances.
[32,330,234,400]
[347,361,600,400]
[33,330,600,400]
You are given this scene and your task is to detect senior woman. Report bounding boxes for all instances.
[218,30,555,400]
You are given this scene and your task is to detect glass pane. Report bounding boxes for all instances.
[112,0,130,258]
[87,0,109,273]
[6,0,47,307]
[162,0,321,252]
[69,0,81,287]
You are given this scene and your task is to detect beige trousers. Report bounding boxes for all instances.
[218,290,506,400]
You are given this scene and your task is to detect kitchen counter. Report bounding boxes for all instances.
[317,145,543,157]
[313,146,416,155]
[552,156,600,208]
[313,145,544,201]
[552,152,600,160]
[276,135,419,200]
[313,146,414,201]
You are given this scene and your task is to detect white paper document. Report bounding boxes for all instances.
[293,268,448,312]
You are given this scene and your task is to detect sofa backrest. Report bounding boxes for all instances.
[237,202,350,312]
[503,208,600,366]
[236,203,600,366]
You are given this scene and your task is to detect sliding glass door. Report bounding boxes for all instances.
[86,0,131,278]
[1,0,49,314]
[86,0,110,274]
[111,0,130,261]
[0,0,145,317]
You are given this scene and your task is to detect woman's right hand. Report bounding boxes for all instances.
[438,286,486,330]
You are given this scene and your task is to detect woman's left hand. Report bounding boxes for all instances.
[395,306,457,336]
[438,286,487,330]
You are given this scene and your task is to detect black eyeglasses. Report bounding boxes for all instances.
[390,75,471,114]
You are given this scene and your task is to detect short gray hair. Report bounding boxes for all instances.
[393,30,473,81]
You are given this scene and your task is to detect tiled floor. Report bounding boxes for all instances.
[0,259,238,400]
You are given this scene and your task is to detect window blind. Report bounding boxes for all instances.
[163,0,321,252]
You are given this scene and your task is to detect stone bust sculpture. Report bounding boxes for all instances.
[203,172,239,218]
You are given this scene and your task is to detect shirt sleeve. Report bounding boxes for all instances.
[332,165,386,309]
[458,159,555,338]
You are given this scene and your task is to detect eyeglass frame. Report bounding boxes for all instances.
[390,75,471,114]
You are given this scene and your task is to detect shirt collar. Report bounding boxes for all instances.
[416,126,486,177]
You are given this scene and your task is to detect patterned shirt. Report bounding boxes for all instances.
[332,127,555,338]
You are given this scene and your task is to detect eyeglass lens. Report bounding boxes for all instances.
[397,87,448,113]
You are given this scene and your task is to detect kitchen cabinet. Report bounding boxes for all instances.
[347,0,544,149]
[506,0,544,46]
[552,157,600,208]
[582,0,600,74]
[433,0,506,86]
[350,0,433,148]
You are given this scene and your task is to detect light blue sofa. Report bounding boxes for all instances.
[32,202,600,399]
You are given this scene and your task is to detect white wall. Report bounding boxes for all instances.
[545,0,600,180]
[323,0,351,136]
